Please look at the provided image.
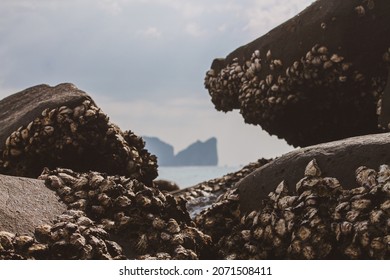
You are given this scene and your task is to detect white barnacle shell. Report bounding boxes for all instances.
[43,125,54,136]
[317,46,328,54]
[166,218,180,234]
[330,54,344,63]
[338,76,347,82]
[355,5,365,16]
[271,84,279,92]
[41,108,50,117]
[304,159,322,177]
[266,49,272,61]
[275,180,289,195]
[323,60,333,69]
[273,59,283,67]
[266,74,273,86]
[311,56,322,66]
[305,51,313,60]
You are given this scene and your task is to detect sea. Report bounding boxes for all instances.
[156,165,241,189]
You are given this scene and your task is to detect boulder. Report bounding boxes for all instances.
[153,179,180,192]
[238,132,390,213]
[0,83,158,184]
[0,174,66,235]
[205,0,390,147]
[0,83,92,147]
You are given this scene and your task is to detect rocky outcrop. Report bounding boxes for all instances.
[238,132,390,213]
[0,83,92,148]
[0,84,158,185]
[2,82,387,259]
[202,160,390,259]
[0,84,212,260]
[0,174,66,236]
[204,0,390,147]
[144,137,218,166]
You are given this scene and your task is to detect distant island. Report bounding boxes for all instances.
[143,136,218,166]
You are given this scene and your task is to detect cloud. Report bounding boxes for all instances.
[137,27,162,38]
[242,0,314,36]
[185,22,207,37]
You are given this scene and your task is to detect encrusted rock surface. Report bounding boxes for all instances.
[0,83,92,148]
[204,0,390,147]
[0,84,158,184]
[238,132,390,213]
[2,74,390,260]
[0,168,213,260]
[196,160,390,260]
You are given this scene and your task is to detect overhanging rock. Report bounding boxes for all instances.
[205,0,390,147]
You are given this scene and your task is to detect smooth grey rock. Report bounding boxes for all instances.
[0,174,66,235]
[238,133,390,213]
[0,83,93,147]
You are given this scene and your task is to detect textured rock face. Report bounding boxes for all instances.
[204,0,390,147]
[198,160,390,260]
[0,83,92,147]
[238,132,390,213]
[0,174,66,235]
[0,84,158,184]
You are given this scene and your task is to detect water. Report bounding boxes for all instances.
[157,165,240,188]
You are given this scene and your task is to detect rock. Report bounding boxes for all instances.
[219,162,390,260]
[0,83,92,147]
[204,0,390,147]
[0,174,66,235]
[37,168,213,260]
[154,179,180,192]
[238,132,390,213]
[0,83,158,184]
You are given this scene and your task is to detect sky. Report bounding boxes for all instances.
[0,0,314,166]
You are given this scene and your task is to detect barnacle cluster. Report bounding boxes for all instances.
[0,210,125,260]
[205,44,385,146]
[0,100,157,184]
[0,168,213,259]
[41,168,212,259]
[211,160,390,259]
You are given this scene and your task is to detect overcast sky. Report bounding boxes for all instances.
[0,0,314,166]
